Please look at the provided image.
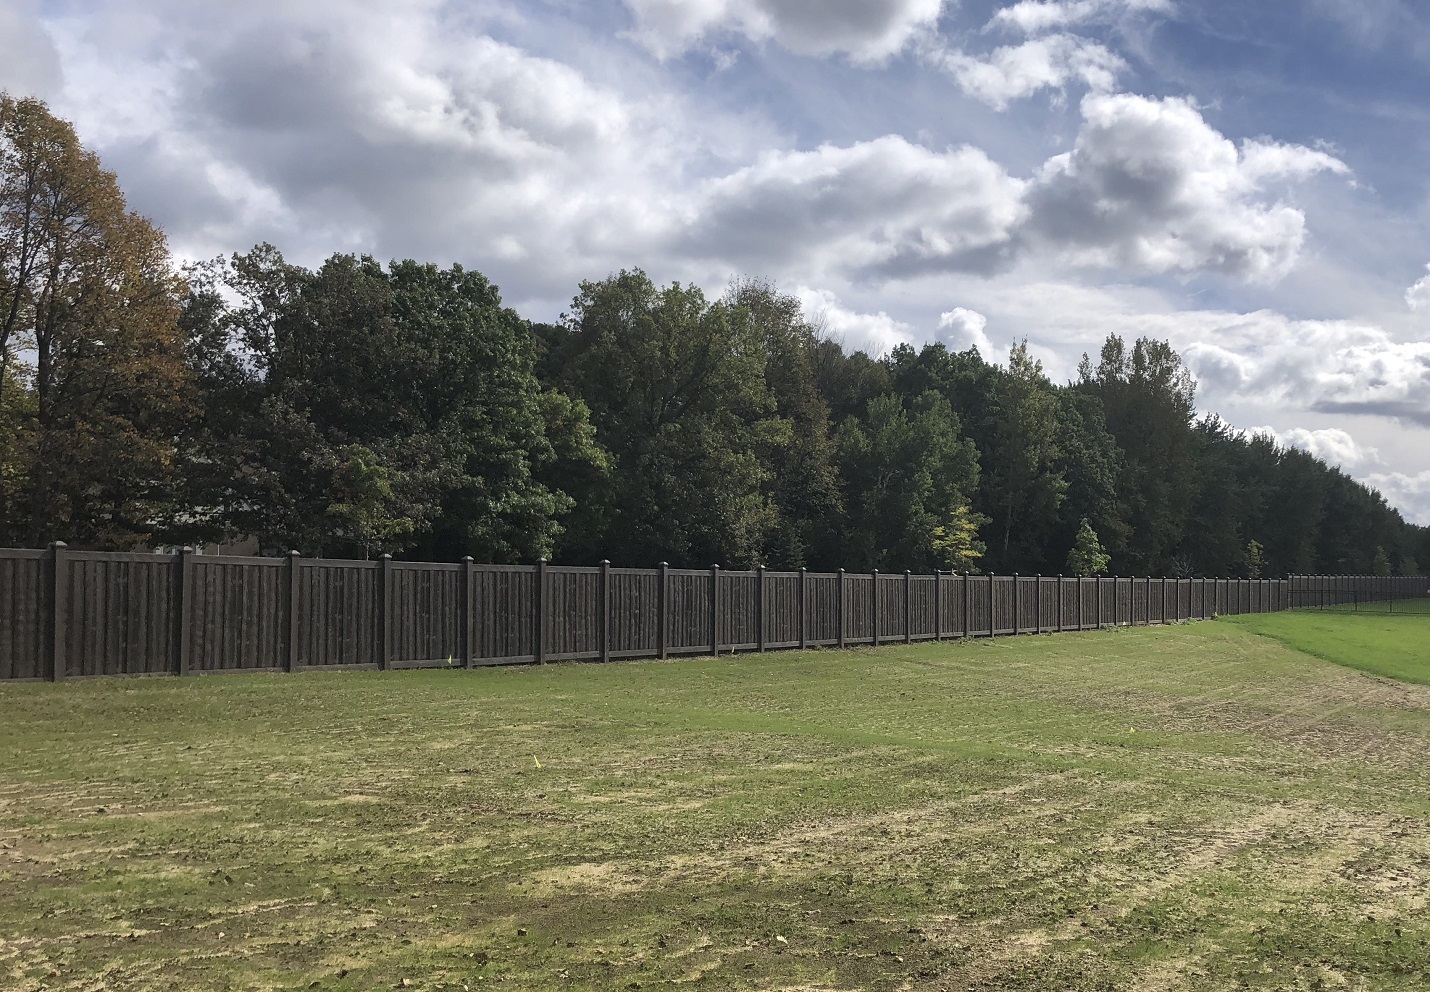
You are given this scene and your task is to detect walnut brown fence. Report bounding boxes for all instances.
[0,544,1424,681]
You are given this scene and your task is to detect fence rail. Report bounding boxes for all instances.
[1,544,1425,681]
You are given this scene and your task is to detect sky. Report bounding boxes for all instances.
[4,0,1429,523]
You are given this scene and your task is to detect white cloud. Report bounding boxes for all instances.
[1246,425,1385,470]
[622,0,945,62]
[1406,264,1430,310]
[1364,471,1430,526]
[678,136,1029,279]
[937,307,997,356]
[795,286,915,355]
[932,33,1125,109]
[1027,93,1351,279]
[988,0,1173,35]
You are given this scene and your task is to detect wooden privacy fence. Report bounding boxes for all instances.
[1,544,1426,681]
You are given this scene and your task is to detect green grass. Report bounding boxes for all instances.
[1227,608,1430,685]
[4,622,1430,990]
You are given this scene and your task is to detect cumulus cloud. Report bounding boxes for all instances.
[1364,471,1430,527]
[621,0,944,61]
[1027,94,1350,279]
[675,94,1346,284]
[678,136,1029,279]
[1246,426,1384,470]
[795,286,915,355]
[1406,264,1430,310]
[988,0,1174,35]
[937,307,997,356]
[931,33,1125,109]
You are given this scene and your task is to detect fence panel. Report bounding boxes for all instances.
[544,567,600,662]
[390,563,462,667]
[909,574,937,639]
[766,572,801,648]
[471,565,535,663]
[610,568,660,657]
[0,551,46,680]
[805,573,841,645]
[667,569,713,653]
[299,560,377,668]
[844,574,874,643]
[189,555,285,672]
[878,573,907,641]
[62,552,176,677]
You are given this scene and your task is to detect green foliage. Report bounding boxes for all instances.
[1399,555,1420,577]
[1244,540,1268,579]
[931,501,989,572]
[323,444,415,559]
[1067,518,1111,576]
[1372,546,1392,577]
[833,391,981,571]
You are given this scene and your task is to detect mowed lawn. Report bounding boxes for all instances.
[3,621,1430,991]
[1228,608,1430,686]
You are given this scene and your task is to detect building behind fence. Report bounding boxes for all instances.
[0,544,1424,681]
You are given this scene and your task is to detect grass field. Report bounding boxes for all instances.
[1228,609,1430,685]
[4,620,1430,991]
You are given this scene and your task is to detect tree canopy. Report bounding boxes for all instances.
[3,96,1427,576]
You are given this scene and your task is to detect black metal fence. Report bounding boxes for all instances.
[1,544,1425,681]
[1287,574,1430,615]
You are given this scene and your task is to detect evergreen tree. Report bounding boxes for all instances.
[1067,518,1111,576]
[1244,540,1268,579]
[932,501,990,573]
[1372,546,1392,577]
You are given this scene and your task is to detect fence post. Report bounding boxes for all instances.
[534,558,546,665]
[49,541,68,682]
[871,569,880,648]
[837,568,846,649]
[600,560,612,664]
[799,567,808,650]
[934,570,942,642]
[377,553,392,671]
[175,546,193,676]
[710,564,720,655]
[904,570,913,644]
[1113,574,1120,627]
[1034,574,1042,633]
[462,557,475,668]
[963,572,971,639]
[1013,574,1021,635]
[988,574,996,639]
[1076,576,1084,630]
[658,561,669,660]
[1056,575,1063,632]
[757,564,767,653]
[287,550,302,672]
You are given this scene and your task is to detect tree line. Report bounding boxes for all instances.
[3,95,1426,577]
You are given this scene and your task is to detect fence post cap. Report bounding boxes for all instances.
[658,560,667,567]
[380,553,392,561]
[462,555,474,563]
[799,566,807,573]
[905,569,911,576]
[181,545,194,554]
[50,540,68,549]
[838,567,845,574]
[288,549,300,558]
[872,568,879,575]
[712,563,720,570]
[600,559,611,566]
